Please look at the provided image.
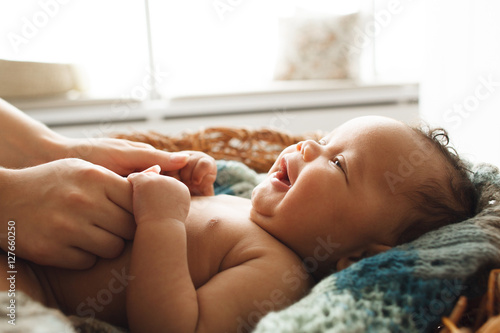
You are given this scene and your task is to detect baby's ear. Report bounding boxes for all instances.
[336,250,365,271]
[336,244,391,271]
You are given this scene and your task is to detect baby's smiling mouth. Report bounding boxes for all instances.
[276,156,291,187]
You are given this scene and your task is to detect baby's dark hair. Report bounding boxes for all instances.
[395,125,478,245]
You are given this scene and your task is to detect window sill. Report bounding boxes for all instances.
[15,80,419,127]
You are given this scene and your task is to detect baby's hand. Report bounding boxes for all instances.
[127,166,190,225]
[163,151,217,196]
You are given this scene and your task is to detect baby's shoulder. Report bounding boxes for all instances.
[226,230,313,294]
[227,240,313,311]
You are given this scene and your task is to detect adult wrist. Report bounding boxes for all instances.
[37,133,73,164]
[30,132,68,165]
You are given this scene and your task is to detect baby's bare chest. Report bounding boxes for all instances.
[184,196,259,287]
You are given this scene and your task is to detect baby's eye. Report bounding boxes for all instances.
[330,158,344,172]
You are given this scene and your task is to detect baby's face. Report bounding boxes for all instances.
[251,116,431,269]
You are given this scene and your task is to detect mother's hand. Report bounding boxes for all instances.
[0,158,135,269]
[60,137,189,176]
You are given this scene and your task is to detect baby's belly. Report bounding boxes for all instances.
[37,195,250,328]
[38,233,220,328]
[39,243,134,328]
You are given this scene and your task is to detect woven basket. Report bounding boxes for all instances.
[440,269,500,332]
[114,127,322,173]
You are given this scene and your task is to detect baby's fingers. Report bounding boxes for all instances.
[197,173,217,196]
[178,154,213,184]
[188,157,216,195]
[192,157,217,185]
[127,165,161,184]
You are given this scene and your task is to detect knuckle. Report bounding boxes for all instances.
[64,189,87,204]
[139,142,155,150]
[204,174,217,184]
[77,164,107,180]
[197,158,213,169]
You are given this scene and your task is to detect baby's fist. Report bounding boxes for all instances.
[128,166,190,224]
[164,151,217,196]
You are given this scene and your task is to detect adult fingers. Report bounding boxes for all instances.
[124,140,156,150]
[128,149,190,172]
[31,244,97,270]
[74,224,128,260]
[92,197,136,240]
[88,168,138,241]
[102,171,134,214]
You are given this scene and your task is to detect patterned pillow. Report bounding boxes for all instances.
[274,13,361,81]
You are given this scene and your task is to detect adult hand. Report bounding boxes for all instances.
[59,137,190,176]
[0,98,188,174]
[0,158,135,269]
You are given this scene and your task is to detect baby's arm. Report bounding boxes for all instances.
[127,167,310,333]
[127,167,197,332]
[163,151,217,196]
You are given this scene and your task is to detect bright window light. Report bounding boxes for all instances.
[0,0,424,100]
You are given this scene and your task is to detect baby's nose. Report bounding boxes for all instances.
[297,140,321,161]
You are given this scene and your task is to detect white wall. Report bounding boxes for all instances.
[420,0,500,166]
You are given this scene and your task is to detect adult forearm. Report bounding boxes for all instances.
[0,99,65,168]
[127,221,199,333]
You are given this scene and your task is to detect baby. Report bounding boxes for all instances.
[0,116,477,332]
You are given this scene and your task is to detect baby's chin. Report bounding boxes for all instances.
[251,176,271,197]
[249,182,277,217]
[250,182,266,208]
[250,183,260,201]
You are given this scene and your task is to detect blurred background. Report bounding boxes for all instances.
[0,0,499,166]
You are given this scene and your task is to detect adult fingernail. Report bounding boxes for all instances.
[170,153,190,163]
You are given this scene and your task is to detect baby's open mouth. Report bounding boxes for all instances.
[276,157,291,187]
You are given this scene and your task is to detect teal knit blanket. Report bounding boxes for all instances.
[214,160,500,332]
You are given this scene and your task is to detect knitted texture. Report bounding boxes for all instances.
[214,160,267,198]
[254,163,500,333]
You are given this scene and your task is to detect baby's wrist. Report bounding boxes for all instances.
[136,216,186,226]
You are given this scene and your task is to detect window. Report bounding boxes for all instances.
[0,0,423,102]
[1,0,149,98]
